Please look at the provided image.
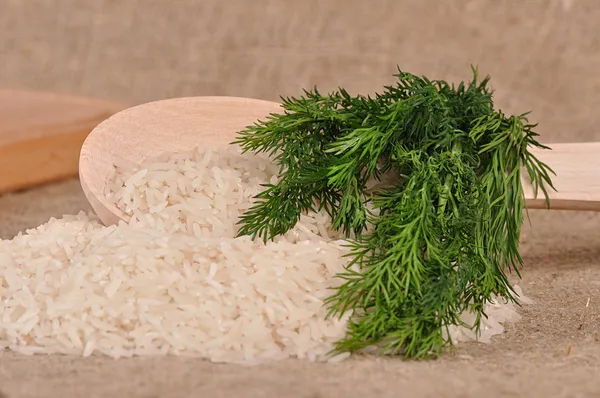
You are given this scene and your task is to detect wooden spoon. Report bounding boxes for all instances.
[0,89,125,194]
[78,96,600,226]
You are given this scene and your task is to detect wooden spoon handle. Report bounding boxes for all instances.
[524,142,600,211]
[0,89,124,194]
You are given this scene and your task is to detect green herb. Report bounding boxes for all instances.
[231,67,554,359]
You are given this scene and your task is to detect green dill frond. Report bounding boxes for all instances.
[232,66,554,359]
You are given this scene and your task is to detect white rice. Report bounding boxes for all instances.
[0,145,532,363]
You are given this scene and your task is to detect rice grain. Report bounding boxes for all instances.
[0,145,531,363]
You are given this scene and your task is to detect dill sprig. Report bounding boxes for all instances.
[231,67,555,359]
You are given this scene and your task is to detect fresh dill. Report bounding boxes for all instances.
[231,67,555,359]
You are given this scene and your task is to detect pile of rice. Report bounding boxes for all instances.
[0,145,532,364]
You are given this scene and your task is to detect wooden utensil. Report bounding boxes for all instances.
[0,89,125,194]
[78,96,600,226]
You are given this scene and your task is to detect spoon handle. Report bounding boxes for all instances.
[524,142,600,211]
[0,90,124,194]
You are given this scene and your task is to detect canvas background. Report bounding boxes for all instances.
[1,1,600,397]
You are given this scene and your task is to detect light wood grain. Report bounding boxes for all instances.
[0,89,125,194]
[524,142,600,211]
[78,96,600,226]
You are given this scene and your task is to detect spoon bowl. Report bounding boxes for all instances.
[79,96,600,227]
[79,96,283,226]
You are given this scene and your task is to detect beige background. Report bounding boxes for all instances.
[1,1,600,397]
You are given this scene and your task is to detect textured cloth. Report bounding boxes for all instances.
[1,1,600,397]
